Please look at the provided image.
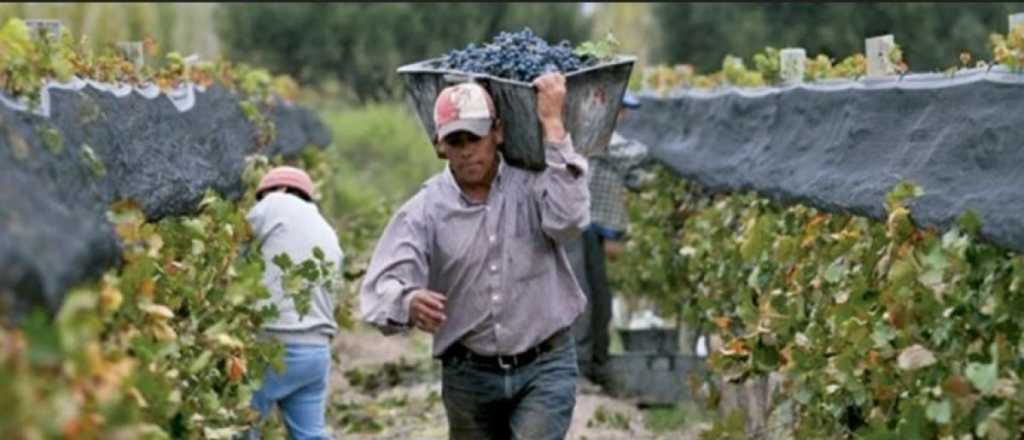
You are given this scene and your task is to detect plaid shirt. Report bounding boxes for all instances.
[587,131,649,238]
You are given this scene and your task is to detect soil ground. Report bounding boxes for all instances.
[323,324,711,439]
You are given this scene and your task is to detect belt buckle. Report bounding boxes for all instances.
[497,355,513,370]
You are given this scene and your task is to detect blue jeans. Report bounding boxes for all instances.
[248,344,331,440]
[441,335,578,440]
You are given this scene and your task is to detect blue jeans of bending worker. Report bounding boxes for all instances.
[441,334,578,440]
[248,344,332,440]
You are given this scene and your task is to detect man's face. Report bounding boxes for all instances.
[440,122,503,187]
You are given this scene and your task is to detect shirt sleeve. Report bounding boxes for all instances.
[245,198,284,251]
[358,202,431,335]
[533,135,591,244]
[590,223,627,241]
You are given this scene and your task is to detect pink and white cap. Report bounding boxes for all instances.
[257,166,315,199]
[432,82,496,142]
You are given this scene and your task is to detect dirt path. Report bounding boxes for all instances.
[324,325,706,439]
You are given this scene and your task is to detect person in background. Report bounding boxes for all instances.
[246,166,345,440]
[569,91,650,387]
[359,73,590,440]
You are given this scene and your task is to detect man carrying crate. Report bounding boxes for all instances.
[360,72,590,440]
[568,92,651,387]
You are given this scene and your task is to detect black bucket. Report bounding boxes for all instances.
[396,56,636,170]
[618,327,680,354]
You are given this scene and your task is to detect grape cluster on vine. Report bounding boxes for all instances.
[433,28,597,82]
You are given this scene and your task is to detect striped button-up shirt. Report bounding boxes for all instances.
[359,137,590,357]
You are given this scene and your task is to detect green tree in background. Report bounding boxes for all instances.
[215,3,592,103]
[652,3,1022,73]
[589,3,654,90]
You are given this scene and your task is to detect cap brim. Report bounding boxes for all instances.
[437,118,492,141]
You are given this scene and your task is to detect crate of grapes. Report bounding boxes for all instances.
[397,29,635,171]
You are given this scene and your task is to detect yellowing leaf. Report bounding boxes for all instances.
[868,350,882,366]
[100,283,123,313]
[139,304,174,321]
[994,378,1017,399]
[834,290,850,304]
[147,233,164,258]
[204,426,244,440]
[191,239,205,256]
[164,261,186,276]
[62,415,99,440]
[152,322,177,341]
[944,375,971,397]
[720,339,750,357]
[140,279,156,299]
[7,130,30,160]
[227,356,247,382]
[213,333,245,350]
[795,332,811,349]
[129,387,149,408]
[115,221,141,243]
[898,344,937,371]
[807,213,829,229]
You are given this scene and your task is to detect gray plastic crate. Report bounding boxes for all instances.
[603,353,707,406]
[397,56,636,170]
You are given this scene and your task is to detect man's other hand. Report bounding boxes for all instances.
[604,239,626,261]
[410,289,447,333]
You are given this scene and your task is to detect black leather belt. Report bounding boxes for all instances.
[444,327,571,370]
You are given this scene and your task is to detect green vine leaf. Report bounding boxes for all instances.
[966,361,998,395]
[573,32,619,62]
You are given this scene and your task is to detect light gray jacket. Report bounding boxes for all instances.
[247,192,344,345]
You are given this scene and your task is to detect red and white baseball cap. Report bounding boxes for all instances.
[257,166,315,200]
[433,82,496,142]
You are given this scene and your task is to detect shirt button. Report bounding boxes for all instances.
[489,235,496,243]
[490,264,498,272]
[492,294,500,302]
[496,323,502,330]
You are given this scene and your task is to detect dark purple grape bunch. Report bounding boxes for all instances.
[435,28,598,82]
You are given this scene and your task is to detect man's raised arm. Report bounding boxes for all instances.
[531,72,590,244]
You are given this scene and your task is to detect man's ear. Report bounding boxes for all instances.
[433,136,448,159]
[493,119,505,146]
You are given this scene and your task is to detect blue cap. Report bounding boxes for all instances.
[622,92,641,109]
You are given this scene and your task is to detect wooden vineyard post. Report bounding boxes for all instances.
[865,34,896,78]
[780,48,806,84]
[25,19,62,42]
[1011,13,1024,32]
[117,41,145,70]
